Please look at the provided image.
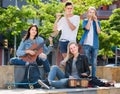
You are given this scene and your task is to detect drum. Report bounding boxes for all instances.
[76,79,81,87]
[68,78,77,87]
[80,78,89,88]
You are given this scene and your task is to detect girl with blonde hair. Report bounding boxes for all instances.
[48,41,90,88]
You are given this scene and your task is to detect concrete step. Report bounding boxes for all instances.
[96,66,120,82]
[0,65,120,90]
[0,65,45,89]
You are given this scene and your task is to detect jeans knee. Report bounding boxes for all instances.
[51,65,59,70]
[9,58,15,65]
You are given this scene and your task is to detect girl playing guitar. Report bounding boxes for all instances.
[9,24,53,74]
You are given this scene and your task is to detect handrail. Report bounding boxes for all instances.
[115,47,120,65]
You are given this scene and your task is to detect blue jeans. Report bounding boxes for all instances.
[48,65,68,88]
[83,45,98,77]
[9,57,50,73]
[36,57,50,73]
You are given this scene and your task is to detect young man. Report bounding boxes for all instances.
[51,1,80,59]
[80,7,101,77]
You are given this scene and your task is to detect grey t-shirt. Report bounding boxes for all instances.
[71,59,80,79]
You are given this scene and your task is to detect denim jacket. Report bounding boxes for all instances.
[80,19,101,49]
[16,36,53,57]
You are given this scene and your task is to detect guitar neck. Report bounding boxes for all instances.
[35,39,48,50]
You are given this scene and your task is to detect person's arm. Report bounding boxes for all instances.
[65,61,71,78]
[16,40,27,56]
[65,15,80,31]
[66,17,76,31]
[93,15,101,34]
[45,36,54,55]
[84,18,92,30]
[16,40,36,57]
[95,21,101,34]
[52,13,62,37]
[82,55,90,76]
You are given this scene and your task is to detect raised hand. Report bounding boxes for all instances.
[92,14,97,22]
[56,13,63,19]
[25,50,36,55]
[39,53,47,60]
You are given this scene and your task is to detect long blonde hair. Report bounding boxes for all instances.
[63,41,78,63]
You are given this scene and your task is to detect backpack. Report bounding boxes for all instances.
[18,63,41,88]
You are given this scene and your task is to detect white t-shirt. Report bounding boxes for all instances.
[84,21,94,46]
[57,15,80,42]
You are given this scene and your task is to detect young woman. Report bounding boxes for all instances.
[9,24,53,73]
[47,42,114,88]
[47,42,90,88]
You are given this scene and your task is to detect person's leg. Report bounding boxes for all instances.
[36,57,43,66]
[50,78,68,88]
[36,57,50,73]
[9,57,27,65]
[48,65,65,81]
[91,48,98,77]
[83,45,92,65]
[48,65,67,88]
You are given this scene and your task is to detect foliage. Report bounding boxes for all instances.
[99,8,120,57]
[0,0,117,51]
[109,8,120,32]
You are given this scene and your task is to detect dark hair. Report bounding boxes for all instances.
[23,24,38,41]
[65,1,73,7]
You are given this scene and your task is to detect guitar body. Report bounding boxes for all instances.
[20,44,43,63]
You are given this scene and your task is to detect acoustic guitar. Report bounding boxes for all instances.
[20,39,48,63]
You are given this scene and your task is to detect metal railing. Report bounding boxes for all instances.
[115,47,120,65]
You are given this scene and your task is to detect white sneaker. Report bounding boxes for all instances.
[38,79,50,89]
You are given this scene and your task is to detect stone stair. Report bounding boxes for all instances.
[0,65,120,94]
[0,65,45,89]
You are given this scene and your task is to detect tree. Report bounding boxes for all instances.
[0,0,116,49]
[0,5,38,47]
[99,8,120,62]
[109,8,120,32]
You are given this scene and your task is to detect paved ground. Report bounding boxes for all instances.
[0,88,101,94]
[0,83,120,94]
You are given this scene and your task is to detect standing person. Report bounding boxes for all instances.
[9,24,53,74]
[80,7,101,77]
[47,42,90,88]
[51,1,80,59]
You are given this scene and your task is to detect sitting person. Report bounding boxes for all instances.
[9,24,53,74]
[47,41,115,89]
[47,41,90,88]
